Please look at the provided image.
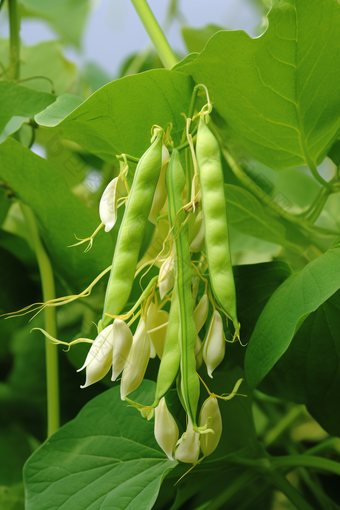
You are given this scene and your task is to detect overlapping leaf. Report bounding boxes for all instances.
[176,0,340,170]
[35,70,194,163]
[245,238,340,388]
[24,381,176,510]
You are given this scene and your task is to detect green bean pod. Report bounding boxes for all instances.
[101,128,163,328]
[196,118,240,336]
[152,290,181,407]
[166,149,200,430]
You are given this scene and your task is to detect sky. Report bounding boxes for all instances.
[0,0,264,76]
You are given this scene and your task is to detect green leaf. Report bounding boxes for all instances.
[35,70,194,163]
[0,40,77,95]
[182,25,224,53]
[34,94,83,127]
[24,381,176,510]
[245,239,340,388]
[0,139,113,291]
[0,82,55,135]
[176,0,340,170]
[20,0,91,47]
[225,184,308,251]
[260,291,340,436]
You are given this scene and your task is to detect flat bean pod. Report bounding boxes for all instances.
[196,118,240,336]
[101,128,163,328]
[166,149,200,430]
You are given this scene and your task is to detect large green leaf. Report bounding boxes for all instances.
[0,40,77,95]
[181,25,223,53]
[225,184,308,252]
[35,70,194,163]
[260,291,340,436]
[0,139,113,291]
[24,381,176,510]
[245,238,340,388]
[20,0,91,47]
[176,0,340,170]
[0,82,55,136]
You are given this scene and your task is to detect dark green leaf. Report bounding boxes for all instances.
[35,70,194,163]
[24,381,176,510]
[260,291,340,437]
[0,139,113,291]
[176,0,340,169]
[245,239,340,388]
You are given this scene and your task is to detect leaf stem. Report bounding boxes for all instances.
[20,203,60,437]
[264,405,305,447]
[8,0,20,80]
[130,0,177,69]
[267,470,315,510]
[271,455,340,477]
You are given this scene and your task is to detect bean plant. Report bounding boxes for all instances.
[0,0,340,509]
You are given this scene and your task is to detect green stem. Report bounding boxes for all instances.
[205,470,258,510]
[130,0,177,69]
[305,437,340,456]
[306,187,331,223]
[8,0,20,80]
[268,470,315,510]
[20,204,60,437]
[264,405,305,447]
[271,455,340,477]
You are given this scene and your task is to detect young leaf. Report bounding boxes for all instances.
[24,381,177,510]
[0,82,55,135]
[35,70,194,163]
[245,238,340,388]
[176,0,340,170]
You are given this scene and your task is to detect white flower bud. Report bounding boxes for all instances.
[111,319,133,381]
[199,398,222,457]
[149,146,169,224]
[154,397,179,460]
[193,293,209,334]
[99,176,126,232]
[189,211,204,252]
[158,253,175,299]
[203,310,225,378]
[78,325,114,388]
[146,302,169,359]
[120,318,151,400]
[175,417,200,464]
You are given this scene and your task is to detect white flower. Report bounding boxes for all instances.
[193,293,209,334]
[99,174,126,232]
[158,252,175,300]
[78,325,114,388]
[146,302,169,359]
[203,310,225,378]
[120,318,151,400]
[199,398,222,457]
[111,319,133,381]
[154,397,179,460]
[175,417,200,464]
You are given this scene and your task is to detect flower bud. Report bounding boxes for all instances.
[194,335,203,370]
[158,253,175,299]
[120,318,151,400]
[175,417,200,464]
[78,324,114,388]
[199,398,222,457]
[154,397,179,460]
[203,310,225,378]
[189,211,204,252]
[111,319,133,381]
[149,146,169,224]
[193,293,209,334]
[99,176,126,232]
[146,302,169,359]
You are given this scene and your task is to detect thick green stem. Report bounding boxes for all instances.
[268,470,315,510]
[8,0,20,80]
[271,455,340,477]
[130,0,177,69]
[20,204,60,437]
